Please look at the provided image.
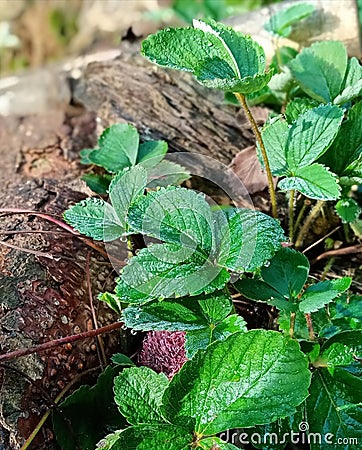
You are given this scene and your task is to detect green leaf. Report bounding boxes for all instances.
[198,291,232,322]
[278,163,341,200]
[63,198,123,241]
[299,278,352,313]
[96,430,122,450]
[284,97,319,124]
[81,173,112,195]
[319,294,362,338]
[248,406,305,450]
[307,369,362,449]
[142,19,270,94]
[336,197,361,223]
[185,314,247,358]
[80,148,95,164]
[137,140,168,168]
[286,104,343,170]
[289,41,348,103]
[146,160,190,187]
[334,57,362,105]
[111,353,135,367]
[260,117,289,176]
[129,188,285,274]
[198,70,273,94]
[97,424,192,450]
[219,208,286,272]
[320,101,362,177]
[116,243,230,301]
[123,300,206,331]
[123,291,232,331]
[142,26,228,73]
[261,247,309,299]
[115,278,156,305]
[192,19,266,79]
[114,367,169,425]
[264,2,315,38]
[99,291,123,315]
[109,166,147,227]
[128,187,214,252]
[320,331,362,375]
[342,57,362,90]
[235,248,309,312]
[53,366,126,450]
[89,124,139,172]
[123,189,284,301]
[235,277,294,312]
[163,330,311,434]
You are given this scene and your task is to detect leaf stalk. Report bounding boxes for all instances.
[234,93,277,218]
[295,200,325,248]
[289,189,295,243]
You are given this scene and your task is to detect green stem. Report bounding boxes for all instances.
[321,257,335,281]
[289,312,296,338]
[343,223,351,243]
[294,198,311,233]
[289,190,295,243]
[235,93,277,218]
[305,313,315,340]
[295,200,325,249]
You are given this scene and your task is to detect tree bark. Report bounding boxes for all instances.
[74,41,263,166]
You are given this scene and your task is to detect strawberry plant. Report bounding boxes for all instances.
[55,6,361,450]
[80,122,190,194]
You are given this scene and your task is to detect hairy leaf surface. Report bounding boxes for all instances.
[299,278,352,313]
[89,123,139,172]
[278,164,341,200]
[123,291,232,331]
[286,104,343,170]
[260,118,289,175]
[289,41,347,103]
[163,330,310,434]
[109,166,147,227]
[116,243,230,301]
[307,369,362,450]
[136,140,168,168]
[142,19,270,94]
[64,198,123,241]
[97,425,192,450]
[114,367,168,425]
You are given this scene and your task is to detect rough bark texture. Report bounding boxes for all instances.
[74,42,263,166]
[0,112,127,449]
